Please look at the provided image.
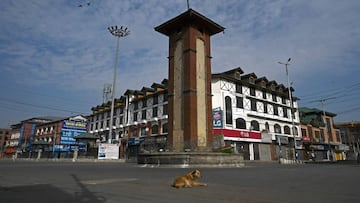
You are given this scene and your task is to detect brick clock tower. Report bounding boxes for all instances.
[155,9,224,152]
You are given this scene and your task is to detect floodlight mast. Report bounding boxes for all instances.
[107,26,130,144]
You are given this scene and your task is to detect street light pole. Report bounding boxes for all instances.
[107,26,130,144]
[278,58,296,160]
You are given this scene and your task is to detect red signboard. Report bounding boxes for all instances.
[213,129,261,140]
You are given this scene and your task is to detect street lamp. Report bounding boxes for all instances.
[107,26,130,144]
[278,58,297,161]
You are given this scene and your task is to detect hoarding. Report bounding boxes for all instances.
[98,143,119,160]
[212,108,223,128]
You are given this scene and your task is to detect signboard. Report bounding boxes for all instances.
[261,132,272,143]
[59,116,88,151]
[98,143,119,159]
[276,135,289,145]
[213,129,261,140]
[212,108,223,128]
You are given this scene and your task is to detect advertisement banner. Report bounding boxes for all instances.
[212,108,223,128]
[98,143,119,160]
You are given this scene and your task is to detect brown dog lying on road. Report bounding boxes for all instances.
[172,169,207,188]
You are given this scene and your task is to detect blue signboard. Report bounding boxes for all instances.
[60,117,88,149]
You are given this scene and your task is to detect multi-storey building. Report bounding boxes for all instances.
[34,115,88,158]
[7,117,57,156]
[335,121,359,160]
[0,128,10,157]
[211,68,301,160]
[89,80,168,158]
[299,107,346,161]
[89,68,301,161]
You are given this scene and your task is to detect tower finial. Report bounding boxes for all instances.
[187,0,190,10]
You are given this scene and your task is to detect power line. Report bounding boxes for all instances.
[0,97,88,115]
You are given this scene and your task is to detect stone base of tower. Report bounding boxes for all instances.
[137,152,244,168]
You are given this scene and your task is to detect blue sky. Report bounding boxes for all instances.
[0,0,359,128]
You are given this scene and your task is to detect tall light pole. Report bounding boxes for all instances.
[107,26,130,144]
[278,58,296,160]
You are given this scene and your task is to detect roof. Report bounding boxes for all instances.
[155,9,225,36]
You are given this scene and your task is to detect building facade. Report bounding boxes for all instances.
[6,117,57,156]
[34,115,88,158]
[89,80,169,158]
[299,107,346,161]
[89,67,301,161]
[0,128,10,157]
[335,121,359,160]
[211,68,301,160]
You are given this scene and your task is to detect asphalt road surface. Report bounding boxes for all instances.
[0,160,359,203]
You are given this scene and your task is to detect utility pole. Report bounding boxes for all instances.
[279,58,297,160]
[318,97,336,161]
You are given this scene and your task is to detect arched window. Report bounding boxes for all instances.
[274,124,281,134]
[292,126,298,135]
[225,96,233,125]
[250,120,260,131]
[284,125,291,134]
[152,125,159,135]
[236,118,246,129]
[265,122,270,131]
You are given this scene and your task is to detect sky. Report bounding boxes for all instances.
[0,0,359,128]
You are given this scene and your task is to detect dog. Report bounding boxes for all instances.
[172,169,207,188]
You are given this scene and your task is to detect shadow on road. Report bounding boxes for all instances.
[0,175,106,203]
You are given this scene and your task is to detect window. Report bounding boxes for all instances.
[262,92,267,99]
[163,93,168,102]
[282,97,286,104]
[272,94,277,102]
[273,105,278,115]
[142,100,147,108]
[225,96,233,125]
[236,118,246,129]
[250,120,259,131]
[120,116,123,124]
[250,88,255,96]
[301,128,307,137]
[236,84,242,94]
[153,96,158,105]
[132,128,138,137]
[283,107,288,118]
[263,102,268,113]
[293,126,298,135]
[284,126,291,134]
[163,104,168,116]
[251,100,257,111]
[274,124,281,133]
[134,102,138,110]
[142,110,146,120]
[133,112,138,122]
[152,125,159,135]
[265,122,270,131]
[236,97,243,108]
[141,127,147,136]
[153,107,158,117]
[162,123,168,133]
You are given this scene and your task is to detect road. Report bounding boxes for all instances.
[0,160,359,203]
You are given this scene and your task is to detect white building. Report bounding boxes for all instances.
[89,68,301,160]
[212,68,301,160]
